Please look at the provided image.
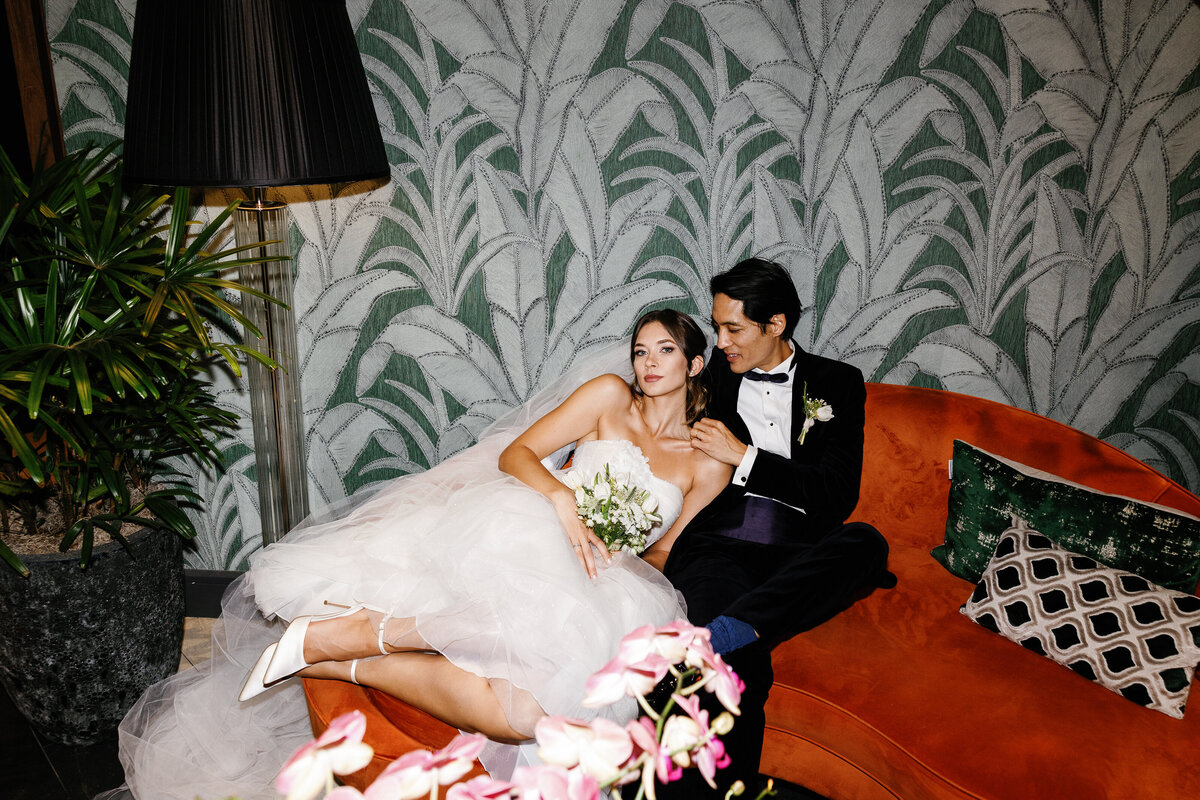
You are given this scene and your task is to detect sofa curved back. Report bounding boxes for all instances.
[856,382,1200,546]
[759,382,1200,800]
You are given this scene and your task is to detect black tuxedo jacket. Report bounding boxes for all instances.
[699,344,866,540]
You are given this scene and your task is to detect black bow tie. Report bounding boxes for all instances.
[743,370,788,384]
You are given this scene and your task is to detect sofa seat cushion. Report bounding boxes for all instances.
[302,678,489,790]
[763,534,1200,800]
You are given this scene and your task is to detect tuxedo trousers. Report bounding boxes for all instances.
[660,516,891,795]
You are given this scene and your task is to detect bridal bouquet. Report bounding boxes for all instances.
[563,465,662,554]
[274,621,773,800]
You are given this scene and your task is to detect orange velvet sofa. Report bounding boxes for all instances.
[305,383,1200,798]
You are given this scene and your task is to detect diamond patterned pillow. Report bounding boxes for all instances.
[961,518,1200,718]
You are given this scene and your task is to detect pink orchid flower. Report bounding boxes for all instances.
[511,764,600,800]
[446,774,516,799]
[535,716,633,784]
[648,620,709,664]
[431,734,489,784]
[669,693,731,788]
[276,710,374,800]
[617,620,711,669]
[625,716,681,800]
[584,620,722,708]
[325,789,366,800]
[683,643,744,715]
[363,749,438,800]
[582,651,670,707]
[613,624,680,665]
[679,628,717,669]
[659,713,704,770]
[364,733,487,800]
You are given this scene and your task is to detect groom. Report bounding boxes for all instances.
[654,258,893,795]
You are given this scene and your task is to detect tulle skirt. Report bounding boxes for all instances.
[248,464,684,746]
[105,579,307,800]
[103,341,687,799]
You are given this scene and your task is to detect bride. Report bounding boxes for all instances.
[107,309,730,800]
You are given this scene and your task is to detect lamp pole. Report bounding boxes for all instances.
[123,0,389,548]
[233,190,309,542]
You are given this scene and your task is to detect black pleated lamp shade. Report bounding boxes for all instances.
[124,0,388,188]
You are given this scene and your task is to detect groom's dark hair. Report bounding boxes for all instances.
[710,258,801,341]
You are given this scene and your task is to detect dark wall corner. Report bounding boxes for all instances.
[183,569,239,618]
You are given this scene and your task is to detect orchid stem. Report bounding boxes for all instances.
[636,690,662,721]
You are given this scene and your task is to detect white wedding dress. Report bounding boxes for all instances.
[251,438,684,740]
[103,344,688,800]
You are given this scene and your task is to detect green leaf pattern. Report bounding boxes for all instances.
[47,0,1200,569]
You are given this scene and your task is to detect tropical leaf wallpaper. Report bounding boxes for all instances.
[46,0,1200,570]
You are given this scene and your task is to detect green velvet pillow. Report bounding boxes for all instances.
[932,441,1200,593]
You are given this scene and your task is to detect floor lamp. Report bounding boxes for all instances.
[122,0,388,546]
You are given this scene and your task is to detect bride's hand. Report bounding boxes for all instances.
[551,492,610,579]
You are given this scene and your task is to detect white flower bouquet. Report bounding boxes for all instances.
[563,465,662,554]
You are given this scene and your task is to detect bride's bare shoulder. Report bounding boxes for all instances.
[577,372,634,401]
[689,438,734,482]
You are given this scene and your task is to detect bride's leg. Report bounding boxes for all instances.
[302,653,537,744]
[302,610,431,663]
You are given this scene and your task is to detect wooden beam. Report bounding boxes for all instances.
[5,0,63,168]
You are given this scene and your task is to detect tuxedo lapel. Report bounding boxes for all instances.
[710,349,752,442]
[788,348,817,459]
[724,370,752,443]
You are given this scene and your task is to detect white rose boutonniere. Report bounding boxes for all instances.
[798,382,833,445]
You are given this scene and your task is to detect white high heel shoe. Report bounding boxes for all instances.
[238,642,279,702]
[262,603,389,685]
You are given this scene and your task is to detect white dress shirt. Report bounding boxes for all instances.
[731,343,804,512]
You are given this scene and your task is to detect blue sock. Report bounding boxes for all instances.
[706,615,758,654]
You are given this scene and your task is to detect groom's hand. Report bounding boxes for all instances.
[690,418,747,466]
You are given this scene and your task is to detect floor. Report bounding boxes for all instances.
[0,616,828,799]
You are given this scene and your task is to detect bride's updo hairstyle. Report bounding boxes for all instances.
[629,309,710,424]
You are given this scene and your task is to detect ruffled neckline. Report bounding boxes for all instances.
[573,439,685,501]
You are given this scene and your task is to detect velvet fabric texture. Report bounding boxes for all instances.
[934,440,1200,591]
[305,383,1200,799]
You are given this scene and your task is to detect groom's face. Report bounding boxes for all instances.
[712,293,787,374]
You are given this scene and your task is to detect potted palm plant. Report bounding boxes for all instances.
[0,142,280,744]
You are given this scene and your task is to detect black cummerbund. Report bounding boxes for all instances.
[701,496,806,546]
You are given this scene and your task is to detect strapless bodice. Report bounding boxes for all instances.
[559,439,685,548]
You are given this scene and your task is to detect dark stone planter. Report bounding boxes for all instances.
[0,527,184,745]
